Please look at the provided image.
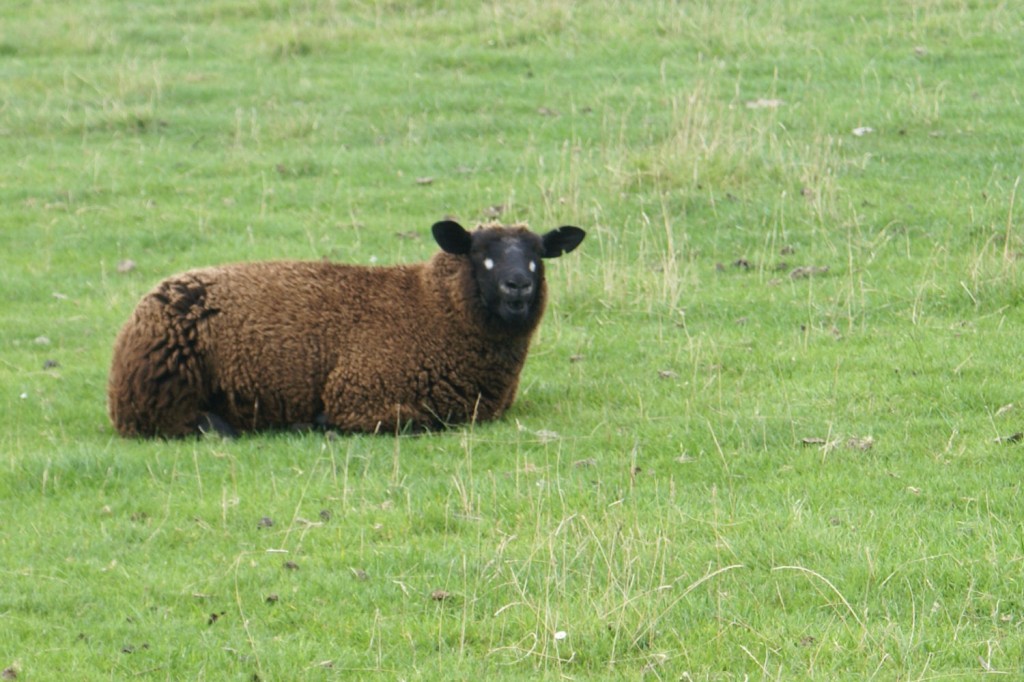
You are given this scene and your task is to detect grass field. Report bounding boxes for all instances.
[3,0,1024,678]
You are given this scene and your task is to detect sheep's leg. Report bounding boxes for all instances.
[196,411,237,438]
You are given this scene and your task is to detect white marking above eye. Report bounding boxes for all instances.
[529,261,537,272]
[484,258,495,270]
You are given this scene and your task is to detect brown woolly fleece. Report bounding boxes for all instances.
[108,228,565,437]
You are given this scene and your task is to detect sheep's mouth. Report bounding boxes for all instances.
[499,298,532,323]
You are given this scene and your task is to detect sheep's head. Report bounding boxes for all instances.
[433,220,586,333]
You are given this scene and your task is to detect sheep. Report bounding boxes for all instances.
[107,220,586,438]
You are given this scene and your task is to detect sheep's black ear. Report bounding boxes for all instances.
[541,226,586,258]
[432,220,473,255]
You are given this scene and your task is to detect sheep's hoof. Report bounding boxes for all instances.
[197,412,238,439]
[404,422,434,436]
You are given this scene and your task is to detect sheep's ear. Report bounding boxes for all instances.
[432,220,473,255]
[541,226,586,258]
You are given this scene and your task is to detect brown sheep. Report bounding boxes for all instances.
[108,220,586,437]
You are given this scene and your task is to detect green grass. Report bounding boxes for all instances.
[3,0,1024,678]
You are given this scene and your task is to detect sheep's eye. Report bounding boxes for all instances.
[528,261,536,273]
[484,258,495,270]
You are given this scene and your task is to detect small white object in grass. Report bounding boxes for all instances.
[745,98,784,109]
[852,126,874,136]
[20,392,28,399]
[369,255,378,264]
[554,630,567,641]
[34,336,51,345]
[534,429,559,443]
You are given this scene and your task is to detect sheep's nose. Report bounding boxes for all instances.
[500,277,533,298]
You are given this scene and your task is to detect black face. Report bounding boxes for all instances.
[471,231,545,329]
[432,221,586,332]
